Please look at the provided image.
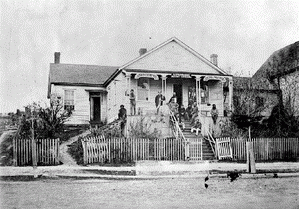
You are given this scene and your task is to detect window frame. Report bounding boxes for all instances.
[64,89,75,111]
[255,96,265,108]
[137,77,150,101]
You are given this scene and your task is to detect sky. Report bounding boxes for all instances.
[1,0,299,113]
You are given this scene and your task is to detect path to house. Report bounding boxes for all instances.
[59,130,90,166]
[0,130,16,145]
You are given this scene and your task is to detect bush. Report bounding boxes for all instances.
[129,116,161,139]
[17,102,72,140]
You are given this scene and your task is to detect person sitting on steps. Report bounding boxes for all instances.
[191,118,202,136]
[190,102,198,126]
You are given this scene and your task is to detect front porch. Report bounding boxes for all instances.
[123,71,233,119]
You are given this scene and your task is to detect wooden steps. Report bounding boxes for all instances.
[182,120,216,160]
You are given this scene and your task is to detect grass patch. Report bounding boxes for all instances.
[68,137,84,165]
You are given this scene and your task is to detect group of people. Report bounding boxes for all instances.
[118,89,219,136]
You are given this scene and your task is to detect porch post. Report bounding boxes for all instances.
[195,75,201,112]
[126,73,131,109]
[161,75,167,97]
[126,73,131,93]
[228,77,233,112]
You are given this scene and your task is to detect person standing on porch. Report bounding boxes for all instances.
[129,89,136,115]
[211,104,219,125]
[168,92,177,103]
[155,91,165,114]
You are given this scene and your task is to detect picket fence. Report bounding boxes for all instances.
[13,138,60,166]
[221,137,299,161]
[81,136,188,164]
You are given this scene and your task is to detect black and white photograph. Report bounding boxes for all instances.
[1,0,299,208]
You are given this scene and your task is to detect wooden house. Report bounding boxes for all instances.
[48,37,233,126]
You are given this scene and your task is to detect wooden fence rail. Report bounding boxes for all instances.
[221,137,299,161]
[13,138,60,166]
[82,136,187,164]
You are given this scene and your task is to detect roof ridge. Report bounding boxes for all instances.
[50,63,119,68]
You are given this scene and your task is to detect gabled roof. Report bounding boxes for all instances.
[105,37,230,85]
[48,63,118,98]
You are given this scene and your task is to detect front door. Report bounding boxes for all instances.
[173,84,183,106]
[93,97,101,121]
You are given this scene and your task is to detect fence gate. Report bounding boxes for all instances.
[216,137,232,160]
[188,138,202,160]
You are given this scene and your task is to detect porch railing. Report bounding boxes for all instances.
[168,108,189,160]
[199,113,217,159]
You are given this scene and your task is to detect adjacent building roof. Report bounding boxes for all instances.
[48,63,118,98]
[253,41,299,80]
[233,76,278,91]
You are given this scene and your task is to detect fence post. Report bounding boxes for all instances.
[82,139,87,165]
[246,141,256,173]
[13,137,17,166]
[185,139,189,161]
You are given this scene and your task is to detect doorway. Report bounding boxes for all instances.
[173,84,183,106]
[93,97,101,121]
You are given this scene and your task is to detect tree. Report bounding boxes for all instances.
[17,100,72,139]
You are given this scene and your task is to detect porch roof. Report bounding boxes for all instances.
[124,68,232,77]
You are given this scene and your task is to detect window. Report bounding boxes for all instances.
[255,96,264,108]
[137,78,149,101]
[64,90,74,110]
[200,79,209,104]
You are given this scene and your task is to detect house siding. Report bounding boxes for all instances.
[51,85,107,124]
[233,89,278,118]
[107,73,127,123]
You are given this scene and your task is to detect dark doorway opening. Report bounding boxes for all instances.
[173,84,183,106]
[93,97,101,121]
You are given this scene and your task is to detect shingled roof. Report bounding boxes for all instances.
[48,63,118,98]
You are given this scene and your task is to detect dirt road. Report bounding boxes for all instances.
[1,176,298,209]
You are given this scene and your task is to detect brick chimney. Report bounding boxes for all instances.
[210,54,218,66]
[139,48,147,56]
[54,52,60,64]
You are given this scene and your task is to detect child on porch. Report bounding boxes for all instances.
[191,118,202,136]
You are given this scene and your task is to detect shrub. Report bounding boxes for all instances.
[129,116,162,139]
